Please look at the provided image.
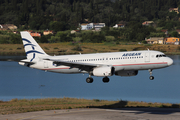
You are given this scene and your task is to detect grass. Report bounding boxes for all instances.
[0,43,180,56]
[0,98,179,115]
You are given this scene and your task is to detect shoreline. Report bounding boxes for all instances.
[0,43,180,56]
[0,97,179,115]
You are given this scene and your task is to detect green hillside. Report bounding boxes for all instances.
[0,0,180,44]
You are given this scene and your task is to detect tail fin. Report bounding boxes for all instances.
[20,31,48,61]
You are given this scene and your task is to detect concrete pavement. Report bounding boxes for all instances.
[1,108,180,120]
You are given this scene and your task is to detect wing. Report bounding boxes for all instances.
[44,58,104,72]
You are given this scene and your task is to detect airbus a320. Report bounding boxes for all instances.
[19,31,173,83]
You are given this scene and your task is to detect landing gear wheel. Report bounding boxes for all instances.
[102,77,110,83]
[86,77,93,83]
[149,76,154,80]
[148,69,154,80]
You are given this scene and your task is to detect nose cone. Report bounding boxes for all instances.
[167,57,173,66]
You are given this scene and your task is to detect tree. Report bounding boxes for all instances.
[49,21,67,32]
[165,22,174,31]
[169,31,178,37]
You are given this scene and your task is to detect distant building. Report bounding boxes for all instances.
[13,31,19,34]
[93,23,105,31]
[145,37,164,44]
[169,8,179,14]
[176,29,180,34]
[161,29,168,36]
[142,21,154,26]
[80,23,93,30]
[43,30,54,35]
[113,24,125,28]
[0,24,17,30]
[71,30,80,34]
[164,37,180,45]
[31,32,41,37]
[80,23,105,31]
[27,30,41,37]
[161,29,168,34]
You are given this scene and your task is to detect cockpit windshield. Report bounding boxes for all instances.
[156,54,166,58]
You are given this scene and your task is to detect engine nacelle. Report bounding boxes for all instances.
[115,70,138,76]
[92,66,114,77]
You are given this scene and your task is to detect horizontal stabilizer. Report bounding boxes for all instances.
[19,59,36,67]
[19,59,36,64]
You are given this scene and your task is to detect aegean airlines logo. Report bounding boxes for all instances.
[122,53,141,56]
[22,38,44,61]
[22,38,44,55]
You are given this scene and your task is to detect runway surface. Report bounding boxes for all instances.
[1,108,180,120]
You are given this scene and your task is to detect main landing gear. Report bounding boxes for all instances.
[86,77,93,83]
[86,75,110,83]
[149,69,154,80]
[102,77,109,83]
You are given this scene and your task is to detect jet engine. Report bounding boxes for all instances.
[115,70,138,76]
[92,66,115,77]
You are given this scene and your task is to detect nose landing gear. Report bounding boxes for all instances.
[149,76,154,80]
[149,69,154,80]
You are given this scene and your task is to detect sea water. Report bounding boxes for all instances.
[0,55,180,103]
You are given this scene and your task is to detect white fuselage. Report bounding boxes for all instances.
[19,31,174,82]
[23,50,173,74]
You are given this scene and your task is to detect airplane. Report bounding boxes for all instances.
[19,31,173,83]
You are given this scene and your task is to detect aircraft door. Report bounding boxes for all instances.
[145,52,150,62]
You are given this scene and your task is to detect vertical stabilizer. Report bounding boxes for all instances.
[20,31,48,61]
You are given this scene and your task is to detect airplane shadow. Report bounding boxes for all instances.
[87,100,180,115]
